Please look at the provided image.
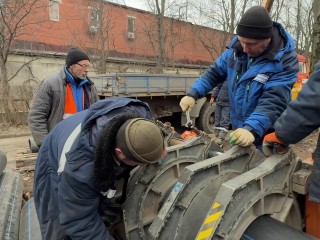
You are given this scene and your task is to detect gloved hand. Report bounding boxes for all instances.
[262,132,289,156]
[180,96,196,112]
[209,96,215,106]
[229,128,255,147]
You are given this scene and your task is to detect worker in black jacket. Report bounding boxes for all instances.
[263,61,320,203]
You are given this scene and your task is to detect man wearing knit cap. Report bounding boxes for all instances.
[29,47,99,147]
[180,6,299,150]
[34,97,166,240]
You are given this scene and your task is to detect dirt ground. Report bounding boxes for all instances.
[291,130,318,161]
[0,124,33,200]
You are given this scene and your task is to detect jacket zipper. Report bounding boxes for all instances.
[245,58,254,102]
[232,73,239,91]
[246,81,252,102]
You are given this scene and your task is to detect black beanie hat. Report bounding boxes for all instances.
[236,6,273,39]
[116,118,164,164]
[66,47,90,68]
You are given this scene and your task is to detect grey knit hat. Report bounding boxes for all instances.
[116,118,164,164]
[66,47,90,67]
[236,6,273,39]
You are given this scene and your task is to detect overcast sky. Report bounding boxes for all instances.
[108,0,149,11]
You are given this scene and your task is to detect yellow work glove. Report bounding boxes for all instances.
[229,128,255,147]
[180,96,196,112]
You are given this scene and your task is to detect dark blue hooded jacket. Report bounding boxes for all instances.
[275,62,320,203]
[34,97,153,240]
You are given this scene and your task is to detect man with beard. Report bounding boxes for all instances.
[28,47,99,147]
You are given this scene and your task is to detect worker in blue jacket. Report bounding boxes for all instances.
[180,6,299,148]
[263,62,320,203]
[33,97,165,240]
[210,81,230,146]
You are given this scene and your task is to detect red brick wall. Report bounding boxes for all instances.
[14,0,232,65]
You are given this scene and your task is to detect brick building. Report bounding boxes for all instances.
[7,0,232,84]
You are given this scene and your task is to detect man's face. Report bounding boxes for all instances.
[238,36,271,57]
[114,147,167,167]
[68,59,90,79]
[115,148,144,167]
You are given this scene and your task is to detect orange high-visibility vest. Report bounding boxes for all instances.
[63,83,84,119]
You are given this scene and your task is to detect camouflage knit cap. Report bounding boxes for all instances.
[116,118,164,164]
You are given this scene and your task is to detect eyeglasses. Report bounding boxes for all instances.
[76,63,90,69]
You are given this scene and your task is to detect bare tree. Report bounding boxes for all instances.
[135,0,192,72]
[155,0,166,70]
[0,0,47,122]
[186,0,257,61]
[273,0,313,59]
[311,0,320,70]
[65,0,117,74]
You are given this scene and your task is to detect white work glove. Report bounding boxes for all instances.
[180,96,196,112]
[229,128,255,147]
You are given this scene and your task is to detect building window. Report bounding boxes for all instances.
[88,7,99,34]
[127,16,135,40]
[49,0,59,21]
[90,7,99,27]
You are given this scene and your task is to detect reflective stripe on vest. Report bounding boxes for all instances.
[57,123,82,175]
[63,83,85,119]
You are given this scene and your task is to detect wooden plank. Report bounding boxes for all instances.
[17,166,35,172]
[16,147,37,173]
[16,147,37,162]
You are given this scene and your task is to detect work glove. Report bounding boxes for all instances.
[262,132,289,157]
[209,96,215,106]
[229,128,255,147]
[180,96,196,112]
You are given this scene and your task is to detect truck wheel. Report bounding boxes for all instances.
[196,102,215,133]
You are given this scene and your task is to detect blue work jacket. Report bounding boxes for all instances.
[34,97,153,240]
[187,22,299,144]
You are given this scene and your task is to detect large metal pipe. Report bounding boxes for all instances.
[0,150,7,176]
[0,171,24,239]
[28,138,39,153]
[19,198,42,240]
[242,215,316,240]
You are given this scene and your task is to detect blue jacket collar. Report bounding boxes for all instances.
[64,66,89,86]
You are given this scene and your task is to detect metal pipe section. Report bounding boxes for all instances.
[19,198,42,240]
[28,138,39,153]
[0,150,7,176]
[242,215,317,240]
[0,171,24,239]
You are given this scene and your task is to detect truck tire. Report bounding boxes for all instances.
[196,102,215,134]
[0,170,24,239]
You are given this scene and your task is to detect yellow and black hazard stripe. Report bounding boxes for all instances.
[195,201,223,240]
